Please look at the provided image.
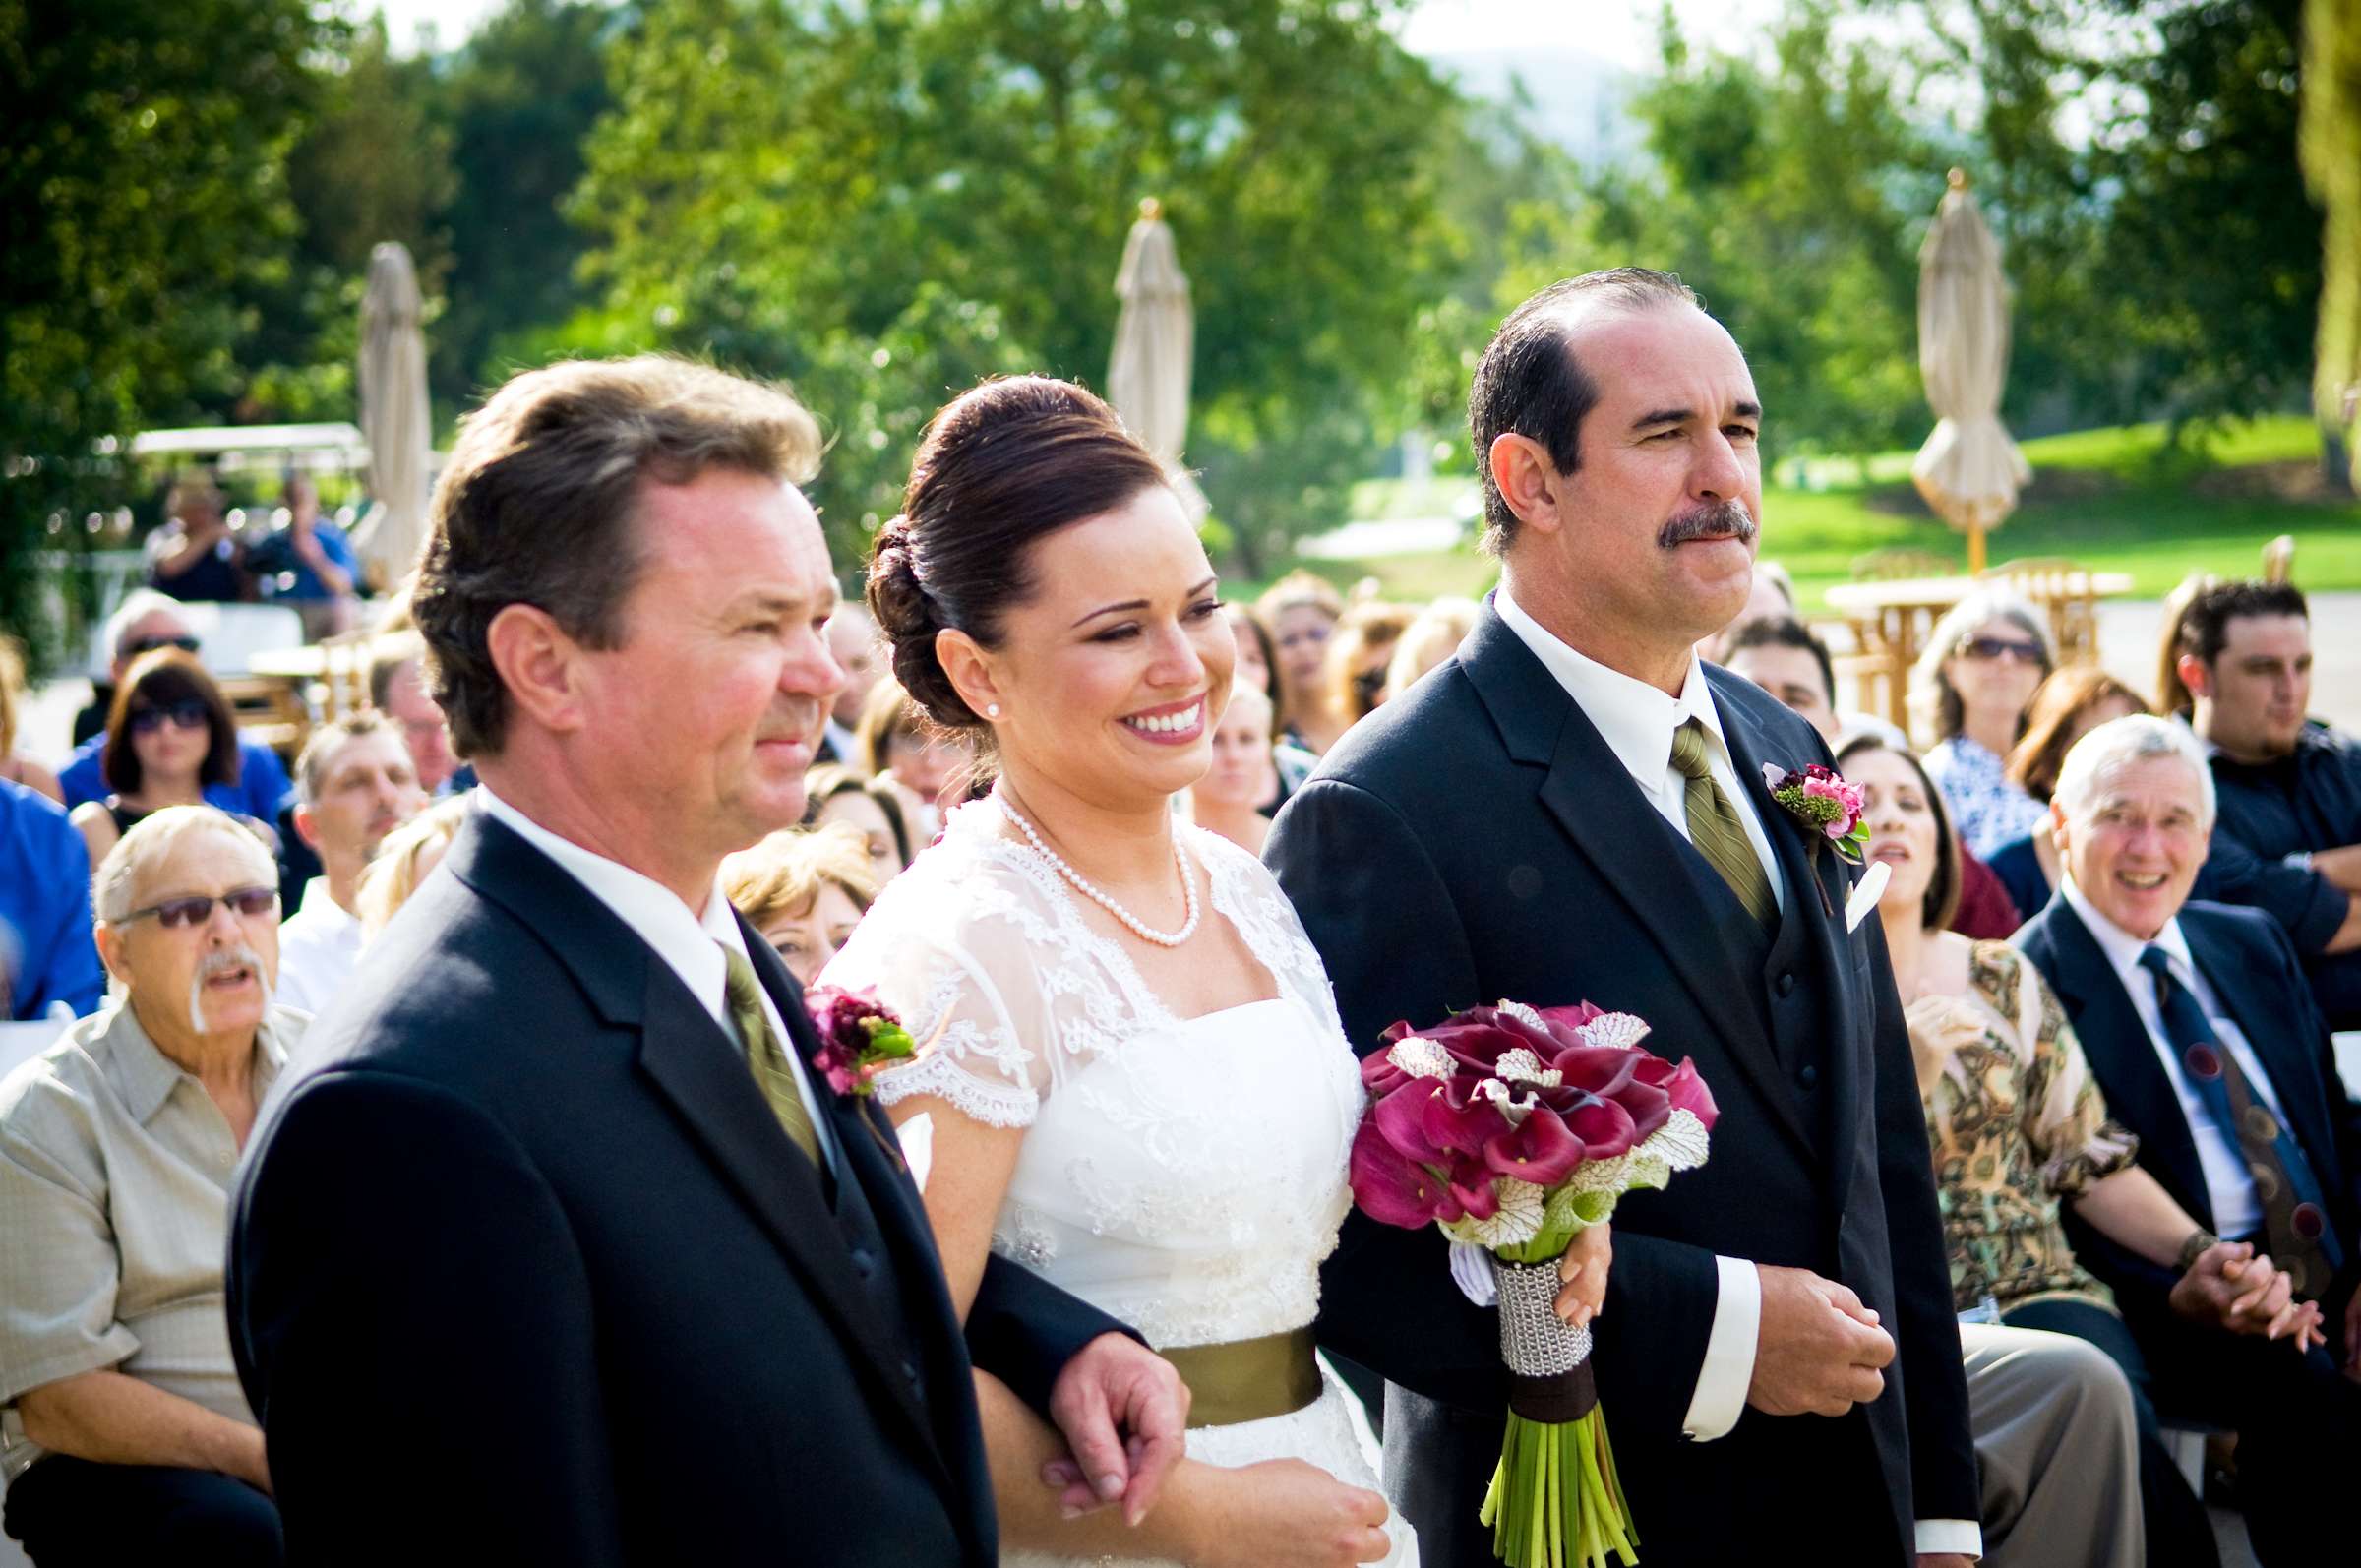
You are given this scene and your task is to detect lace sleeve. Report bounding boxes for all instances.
[818,857,1073,1131]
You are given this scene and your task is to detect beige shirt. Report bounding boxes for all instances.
[0,1001,297,1479]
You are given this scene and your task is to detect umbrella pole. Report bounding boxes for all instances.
[1968,522,1987,575]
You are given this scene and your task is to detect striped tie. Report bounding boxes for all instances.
[1669,718,1778,931]
[721,944,823,1169]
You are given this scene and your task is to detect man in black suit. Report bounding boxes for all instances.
[2014,713,2361,1566]
[1268,270,1977,1565]
[228,357,1185,1566]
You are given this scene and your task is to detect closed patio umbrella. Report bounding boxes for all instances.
[1108,199,1208,521]
[1912,169,2031,573]
[352,241,433,587]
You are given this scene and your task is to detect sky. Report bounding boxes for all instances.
[371,0,1786,73]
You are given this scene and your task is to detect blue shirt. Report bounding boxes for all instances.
[265,519,359,603]
[0,780,105,1019]
[57,732,292,824]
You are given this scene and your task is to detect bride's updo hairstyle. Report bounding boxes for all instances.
[867,375,1169,733]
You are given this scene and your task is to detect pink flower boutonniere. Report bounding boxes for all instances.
[1761,762,1870,865]
[804,986,919,1099]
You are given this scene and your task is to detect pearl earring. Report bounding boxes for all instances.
[986,702,1002,719]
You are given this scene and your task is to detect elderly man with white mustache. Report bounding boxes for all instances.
[0,806,293,1566]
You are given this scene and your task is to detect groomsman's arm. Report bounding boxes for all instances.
[1861,920,1981,1531]
[1271,777,1725,1432]
[964,1251,1149,1417]
[230,1073,627,1568]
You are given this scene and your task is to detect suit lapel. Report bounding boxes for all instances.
[2033,901,2211,1225]
[1462,613,1813,1157]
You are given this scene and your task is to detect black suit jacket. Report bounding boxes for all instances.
[1266,606,1976,1559]
[2013,892,2361,1321]
[228,814,1131,1566]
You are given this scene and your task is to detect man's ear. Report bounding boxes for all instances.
[2175,650,2213,702]
[92,921,130,987]
[486,603,593,737]
[2047,799,2073,864]
[1488,433,1568,538]
[291,802,323,853]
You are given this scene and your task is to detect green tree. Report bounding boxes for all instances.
[2301,0,2361,486]
[558,0,1463,572]
[0,0,336,654]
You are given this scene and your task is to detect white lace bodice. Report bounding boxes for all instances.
[822,801,1364,1350]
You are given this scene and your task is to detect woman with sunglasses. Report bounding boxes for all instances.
[69,649,254,868]
[1911,586,2058,858]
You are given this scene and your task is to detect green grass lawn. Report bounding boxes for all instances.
[1301,415,2361,609]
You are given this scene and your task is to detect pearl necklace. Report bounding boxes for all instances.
[996,796,1201,947]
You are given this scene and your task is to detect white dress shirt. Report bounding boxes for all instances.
[2060,877,2281,1238]
[1496,588,1979,1558]
[273,877,363,1021]
[477,787,838,1175]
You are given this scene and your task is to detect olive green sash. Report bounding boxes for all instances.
[1161,1328,1321,1429]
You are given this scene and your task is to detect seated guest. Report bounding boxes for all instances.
[1379,597,1478,704]
[68,651,272,869]
[0,807,291,1563]
[59,594,291,823]
[274,715,428,1017]
[720,823,879,986]
[800,764,911,884]
[353,796,471,940]
[1730,620,2020,935]
[817,604,883,767]
[1185,685,1278,854]
[0,636,62,803]
[854,678,969,845]
[1954,1321,2144,1568]
[364,633,460,798]
[1255,570,1345,755]
[250,477,360,639]
[142,472,251,605]
[2171,581,2361,1029]
[1222,602,1305,807]
[1986,670,2149,920]
[2016,715,2361,1566]
[1323,598,1414,731]
[1916,587,2055,858]
[1847,736,2320,1568]
[0,780,104,1020]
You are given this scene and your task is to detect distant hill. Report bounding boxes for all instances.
[1418,45,1648,169]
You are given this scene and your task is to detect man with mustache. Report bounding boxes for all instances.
[272,713,429,1018]
[1270,269,1977,1564]
[227,356,1184,1566]
[1,806,292,1563]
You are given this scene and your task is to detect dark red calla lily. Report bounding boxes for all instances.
[1560,1094,1639,1163]
[1631,1054,1720,1131]
[1349,1120,1452,1229]
[1423,1077,1511,1156]
[1483,1102,1586,1183]
[1373,1082,1451,1164]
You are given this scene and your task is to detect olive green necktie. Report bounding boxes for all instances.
[1669,718,1778,931]
[720,943,822,1169]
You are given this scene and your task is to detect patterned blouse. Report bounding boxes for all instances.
[1924,735,2050,860]
[1921,941,2141,1314]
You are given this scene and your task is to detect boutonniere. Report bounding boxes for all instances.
[1761,762,1873,919]
[804,986,919,1099]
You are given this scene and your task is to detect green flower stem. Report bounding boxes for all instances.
[1479,1409,1637,1568]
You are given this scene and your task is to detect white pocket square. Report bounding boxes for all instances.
[1845,861,1891,934]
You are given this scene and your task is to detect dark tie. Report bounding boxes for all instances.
[2138,944,2342,1296]
[721,944,824,1172]
[1669,718,1778,931]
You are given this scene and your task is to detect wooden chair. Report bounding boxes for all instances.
[312,628,380,721]
[2263,535,2296,585]
[214,675,310,761]
[1982,557,2100,667]
[1849,547,1959,582]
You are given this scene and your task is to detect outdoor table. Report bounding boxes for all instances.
[1822,571,2135,732]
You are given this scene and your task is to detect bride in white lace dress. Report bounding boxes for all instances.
[820,376,1413,1567]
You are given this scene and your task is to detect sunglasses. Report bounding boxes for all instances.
[121,885,278,930]
[1955,635,2045,666]
[1351,667,1387,708]
[125,634,201,657]
[128,699,211,736]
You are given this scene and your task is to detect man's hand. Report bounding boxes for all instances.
[2168,1241,2322,1346]
[1040,1332,1189,1527]
[1555,1223,1610,1328]
[1745,1265,1895,1417]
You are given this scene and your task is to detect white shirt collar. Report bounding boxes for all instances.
[475,784,748,1021]
[288,876,358,933]
[1493,582,1731,799]
[2061,874,2197,991]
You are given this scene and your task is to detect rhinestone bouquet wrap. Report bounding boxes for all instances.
[1347,1001,1719,1568]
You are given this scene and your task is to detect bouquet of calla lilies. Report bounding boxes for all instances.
[1349,1000,1719,1568]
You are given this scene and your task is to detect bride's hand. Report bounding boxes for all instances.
[1190,1459,1391,1567]
[1556,1222,1611,1328]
